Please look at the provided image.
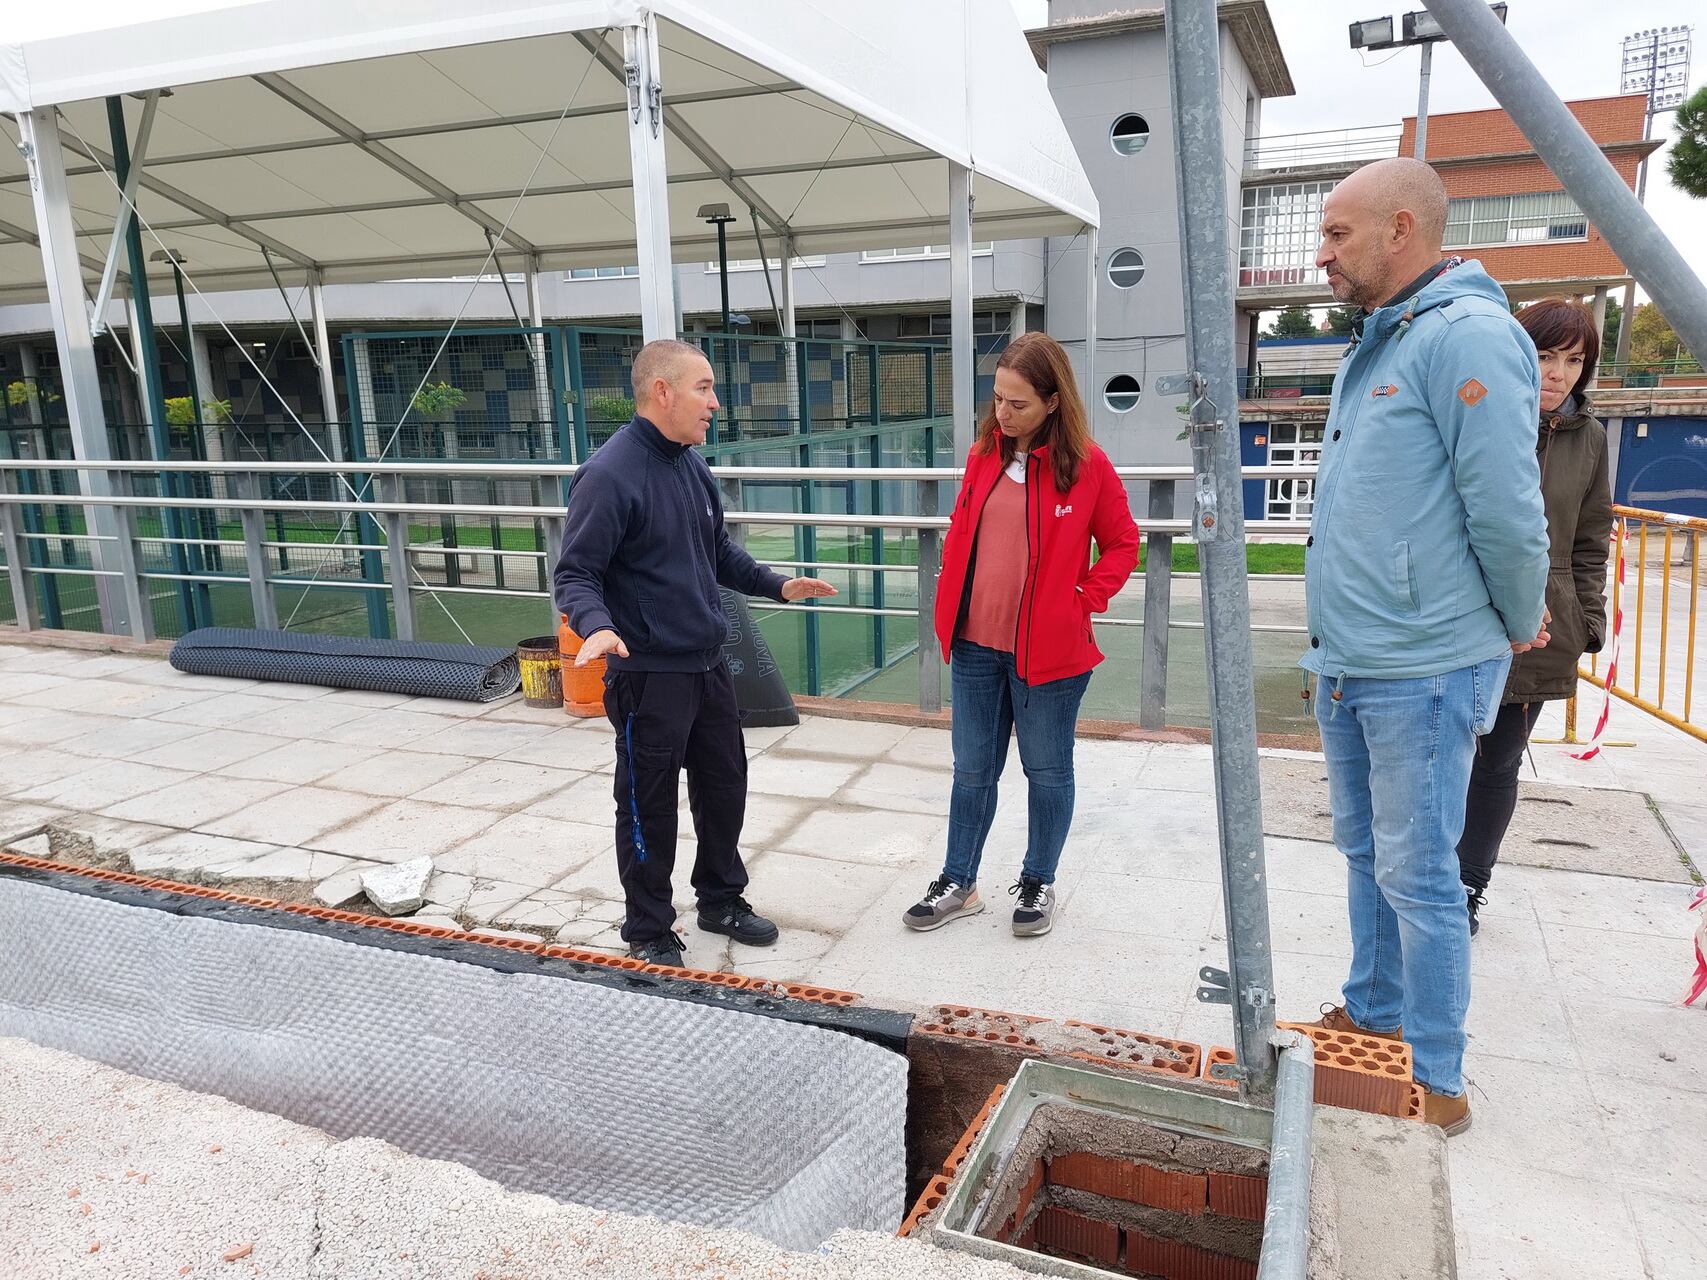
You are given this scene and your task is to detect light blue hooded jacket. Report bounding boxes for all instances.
[1301,259,1549,681]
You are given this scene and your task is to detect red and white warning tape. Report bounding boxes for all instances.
[1571,522,1626,762]
[1682,887,1707,1008]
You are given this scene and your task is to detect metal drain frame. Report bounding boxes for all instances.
[932,1034,1316,1279]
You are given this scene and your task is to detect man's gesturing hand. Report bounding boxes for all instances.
[781,577,838,602]
[576,628,629,666]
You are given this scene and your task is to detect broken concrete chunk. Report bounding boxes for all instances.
[359,857,434,916]
[314,867,369,909]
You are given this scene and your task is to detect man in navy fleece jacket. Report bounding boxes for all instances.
[554,339,835,968]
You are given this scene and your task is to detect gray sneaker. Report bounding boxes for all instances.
[1010,877,1056,937]
[903,876,985,931]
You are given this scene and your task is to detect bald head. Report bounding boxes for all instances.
[632,338,718,446]
[1317,158,1451,311]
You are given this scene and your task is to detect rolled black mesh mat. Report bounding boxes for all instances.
[169,628,521,702]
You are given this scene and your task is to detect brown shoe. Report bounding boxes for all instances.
[1421,1086,1472,1135]
[1299,1004,1404,1042]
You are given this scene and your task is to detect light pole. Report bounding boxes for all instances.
[698,202,738,444]
[1350,5,1508,158]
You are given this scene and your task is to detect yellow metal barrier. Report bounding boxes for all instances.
[1575,505,1705,746]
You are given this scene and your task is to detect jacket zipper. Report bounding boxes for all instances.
[1012,453,1038,680]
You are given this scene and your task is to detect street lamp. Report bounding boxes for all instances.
[1351,4,1509,159]
[698,202,739,442]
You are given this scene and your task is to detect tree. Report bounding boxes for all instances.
[1627,303,1695,369]
[410,381,466,419]
[1599,296,1622,360]
[1667,84,1707,200]
[1324,306,1360,337]
[1263,306,1318,339]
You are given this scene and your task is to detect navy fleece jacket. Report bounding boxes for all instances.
[553,416,788,672]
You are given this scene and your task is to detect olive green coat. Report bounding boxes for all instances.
[1504,398,1613,704]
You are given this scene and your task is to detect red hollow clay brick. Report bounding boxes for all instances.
[1202,1045,1239,1089]
[1064,1019,1203,1078]
[1125,1228,1258,1280]
[896,1174,951,1239]
[1207,1172,1267,1222]
[1033,1206,1120,1268]
[1047,1153,1207,1216]
[940,1084,1007,1179]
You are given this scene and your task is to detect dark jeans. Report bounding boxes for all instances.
[1456,700,1547,894]
[943,640,1091,887]
[604,663,749,943]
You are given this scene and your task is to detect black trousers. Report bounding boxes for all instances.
[1456,699,1547,893]
[604,663,749,943]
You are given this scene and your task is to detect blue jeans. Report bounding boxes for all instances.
[944,640,1091,887]
[1314,654,1509,1097]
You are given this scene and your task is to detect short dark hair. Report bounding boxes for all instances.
[1515,298,1601,401]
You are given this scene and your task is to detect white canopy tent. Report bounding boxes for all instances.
[1,0,1098,636]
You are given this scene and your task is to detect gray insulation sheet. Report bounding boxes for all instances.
[0,878,905,1249]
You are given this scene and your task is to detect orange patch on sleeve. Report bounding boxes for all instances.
[1457,378,1487,406]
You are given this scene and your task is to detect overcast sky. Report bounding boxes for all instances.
[1014,0,1703,306]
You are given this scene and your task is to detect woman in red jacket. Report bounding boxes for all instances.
[903,332,1139,938]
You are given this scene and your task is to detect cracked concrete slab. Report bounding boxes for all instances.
[1260,757,1693,882]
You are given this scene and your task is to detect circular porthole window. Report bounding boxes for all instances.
[1107,248,1146,290]
[1104,375,1142,414]
[1111,114,1150,156]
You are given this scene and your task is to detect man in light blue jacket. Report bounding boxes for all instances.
[1300,158,1549,1136]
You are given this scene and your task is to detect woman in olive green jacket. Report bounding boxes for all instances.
[1458,298,1614,934]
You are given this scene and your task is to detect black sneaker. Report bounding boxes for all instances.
[1466,887,1485,938]
[696,895,780,947]
[1009,876,1056,937]
[629,931,687,967]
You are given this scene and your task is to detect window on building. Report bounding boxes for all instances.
[1443,193,1588,249]
[567,265,639,280]
[1103,374,1142,413]
[899,311,1002,337]
[1239,181,1335,288]
[1107,248,1146,289]
[860,244,994,262]
[710,255,828,272]
[1265,422,1323,520]
[1111,114,1150,156]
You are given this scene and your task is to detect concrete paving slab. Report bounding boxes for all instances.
[110,661,257,692]
[45,815,178,863]
[16,759,198,810]
[236,696,382,739]
[232,848,364,883]
[741,850,900,933]
[149,690,302,729]
[1566,995,1707,1093]
[126,728,289,773]
[1451,1154,1649,1280]
[779,805,946,867]
[1585,1072,1707,1207]
[1452,1055,1615,1183]
[101,776,290,830]
[127,832,284,880]
[1543,920,1699,1005]
[10,676,128,711]
[0,800,70,846]
[306,799,499,864]
[409,717,559,759]
[524,769,618,824]
[318,707,468,749]
[0,747,105,797]
[102,686,223,720]
[214,740,375,786]
[747,754,864,798]
[1499,864,1700,936]
[57,716,195,759]
[770,715,912,759]
[317,749,484,798]
[1262,757,1693,883]
[499,724,619,772]
[1624,1196,1707,1280]
[238,679,339,701]
[740,723,799,752]
[6,709,126,747]
[840,762,956,815]
[1658,800,1707,869]
[199,786,386,847]
[1060,871,1222,942]
[411,759,578,811]
[433,813,610,885]
[1312,1107,1456,1280]
[5,832,52,858]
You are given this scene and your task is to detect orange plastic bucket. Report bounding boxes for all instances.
[558,615,606,717]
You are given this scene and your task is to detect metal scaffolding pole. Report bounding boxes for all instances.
[948,162,975,462]
[624,17,676,341]
[1422,0,1707,362]
[16,109,141,637]
[1163,0,1279,1106]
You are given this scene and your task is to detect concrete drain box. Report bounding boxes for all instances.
[915,1058,1325,1280]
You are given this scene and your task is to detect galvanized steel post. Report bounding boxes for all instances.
[1164,0,1279,1105]
[234,472,279,631]
[1140,483,1175,730]
[916,479,943,713]
[1421,0,1707,362]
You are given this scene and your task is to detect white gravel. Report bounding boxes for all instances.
[0,1037,1034,1279]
